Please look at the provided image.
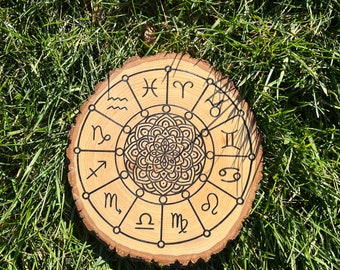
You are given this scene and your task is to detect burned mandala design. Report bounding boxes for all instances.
[124,113,206,196]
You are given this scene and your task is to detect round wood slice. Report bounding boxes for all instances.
[67,53,262,265]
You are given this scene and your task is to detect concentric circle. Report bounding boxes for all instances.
[115,105,214,205]
[67,53,263,266]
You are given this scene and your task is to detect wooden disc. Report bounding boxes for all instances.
[67,53,262,265]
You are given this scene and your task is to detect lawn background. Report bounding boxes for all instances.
[1,0,339,269]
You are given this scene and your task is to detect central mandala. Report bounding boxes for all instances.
[124,113,206,196]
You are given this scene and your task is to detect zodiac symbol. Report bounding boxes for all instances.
[107,96,128,102]
[104,192,122,214]
[142,78,158,97]
[107,105,128,110]
[171,213,188,234]
[205,88,228,117]
[91,125,111,145]
[173,80,194,98]
[201,193,218,215]
[221,130,240,149]
[86,160,106,179]
[107,93,128,110]
[135,213,154,230]
[219,167,241,182]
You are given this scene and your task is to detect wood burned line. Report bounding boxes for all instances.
[81,176,121,195]
[105,67,235,115]
[88,105,124,128]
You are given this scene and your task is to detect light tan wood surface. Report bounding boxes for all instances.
[67,53,262,265]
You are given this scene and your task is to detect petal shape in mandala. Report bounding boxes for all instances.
[168,127,181,138]
[147,164,153,171]
[175,165,182,172]
[155,114,175,128]
[178,124,196,141]
[135,123,153,140]
[160,171,168,179]
[168,157,176,166]
[166,135,177,144]
[150,170,161,180]
[182,136,193,148]
[124,142,138,163]
[137,156,148,168]
[149,126,163,137]
[154,180,174,195]
[170,183,184,194]
[192,145,205,165]
[134,167,149,184]
[144,182,156,193]
[147,135,154,143]
[174,155,184,166]
[160,158,168,169]
[162,130,169,137]
[167,143,177,154]
[181,157,193,170]
[167,171,180,182]
[137,138,149,151]
[177,170,194,185]
[145,154,154,168]
[153,162,164,173]
[140,149,148,158]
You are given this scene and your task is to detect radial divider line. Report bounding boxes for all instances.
[207,112,239,132]
[159,204,164,243]
[81,149,116,153]
[214,154,249,158]
[94,109,124,128]
[188,198,206,232]
[125,80,143,111]
[89,176,120,195]
[241,158,259,198]
[118,197,138,228]
[165,71,169,105]
[191,84,210,112]
[207,180,237,200]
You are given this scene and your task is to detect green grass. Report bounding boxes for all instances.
[1,0,339,269]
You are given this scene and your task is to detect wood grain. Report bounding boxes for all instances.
[67,53,263,265]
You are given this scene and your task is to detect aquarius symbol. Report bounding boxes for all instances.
[104,192,122,214]
[135,213,154,230]
[91,125,111,145]
[86,160,107,179]
[173,80,194,98]
[201,193,218,215]
[171,213,188,234]
[107,93,128,110]
[107,105,128,110]
[107,96,128,102]
[142,78,158,97]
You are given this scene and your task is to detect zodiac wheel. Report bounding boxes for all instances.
[67,53,263,265]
